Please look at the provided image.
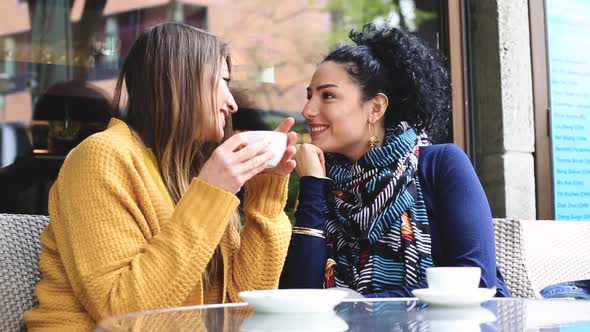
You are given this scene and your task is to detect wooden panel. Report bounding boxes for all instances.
[529,0,554,219]
[446,0,468,151]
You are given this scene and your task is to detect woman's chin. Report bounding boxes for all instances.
[217,129,226,141]
[203,133,224,144]
[311,139,330,151]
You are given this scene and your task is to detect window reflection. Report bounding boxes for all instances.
[0,0,444,215]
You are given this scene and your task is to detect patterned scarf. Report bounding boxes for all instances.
[325,122,433,294]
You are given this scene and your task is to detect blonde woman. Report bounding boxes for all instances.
[25,23,296,331]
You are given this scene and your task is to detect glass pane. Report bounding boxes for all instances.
[0,0,445,215]
[546,0,590,221]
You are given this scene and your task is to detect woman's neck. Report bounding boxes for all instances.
[343,136,385,162]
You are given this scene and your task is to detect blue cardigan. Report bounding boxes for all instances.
[280,144,510,297]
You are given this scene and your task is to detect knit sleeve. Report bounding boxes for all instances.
[50,136,239,321]
[225,173,292,302]
[430,144,497,288]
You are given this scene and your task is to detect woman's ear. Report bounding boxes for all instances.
[368,93,388,123]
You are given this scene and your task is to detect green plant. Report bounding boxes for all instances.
[286,172,300,225]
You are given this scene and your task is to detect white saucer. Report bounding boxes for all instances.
[411,288,496,307]
[238,289,349,314]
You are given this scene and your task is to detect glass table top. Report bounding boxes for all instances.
[97,298,590,332]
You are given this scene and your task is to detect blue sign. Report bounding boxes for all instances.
[547,0,590,220]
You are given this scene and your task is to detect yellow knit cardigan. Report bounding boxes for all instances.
[24,119,292,331]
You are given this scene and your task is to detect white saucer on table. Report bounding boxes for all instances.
[238,289,349,314]
[411,288,496,307]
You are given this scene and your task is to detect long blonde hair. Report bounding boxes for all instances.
[113,22,239,288]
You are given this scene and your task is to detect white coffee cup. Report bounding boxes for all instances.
[243,130,287,168]
[426,267,481,293]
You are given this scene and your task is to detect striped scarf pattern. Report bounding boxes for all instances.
[325,122,433,294]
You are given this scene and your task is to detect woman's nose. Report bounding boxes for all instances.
[227,95,238,114]
[302,101,317,119]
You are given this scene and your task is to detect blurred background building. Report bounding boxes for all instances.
[0,0,588,222]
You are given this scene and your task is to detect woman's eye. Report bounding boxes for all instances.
[322,92,335,99]
[306,94,312,100]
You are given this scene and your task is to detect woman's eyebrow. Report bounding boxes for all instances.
[307,83,339,93]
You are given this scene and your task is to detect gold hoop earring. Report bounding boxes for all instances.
[368,123,380,148]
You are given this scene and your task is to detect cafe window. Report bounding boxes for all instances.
[531,0,590,220]
[0,0,457,216]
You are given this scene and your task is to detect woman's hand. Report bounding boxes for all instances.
[294,143,325,178]
[264,117,298,177]
[198,133,274,193]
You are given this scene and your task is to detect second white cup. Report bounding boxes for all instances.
[243,130,287,168]
[426,267,481,293]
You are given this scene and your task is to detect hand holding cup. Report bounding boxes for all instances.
[198,132,274,193]
[260,117,298,177]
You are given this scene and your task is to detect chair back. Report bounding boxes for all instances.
[493,218,590,298]
[0,213,50,332]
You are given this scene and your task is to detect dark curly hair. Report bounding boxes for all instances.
[324,24,450,143]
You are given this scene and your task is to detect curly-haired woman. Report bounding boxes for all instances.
[280,24,510,298]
